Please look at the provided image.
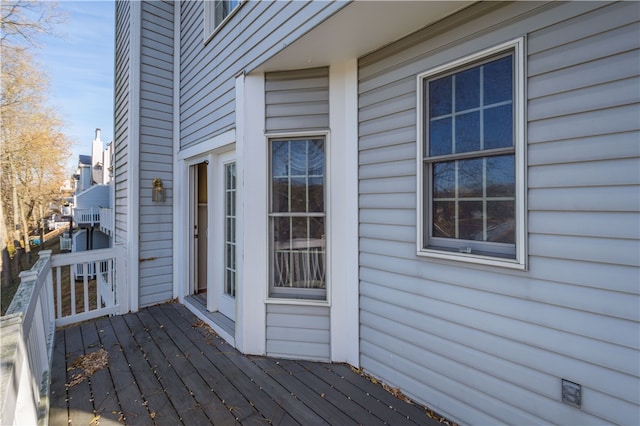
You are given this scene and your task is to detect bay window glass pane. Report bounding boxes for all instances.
[308,140,324,176]
[455,111,480,153]
[289,141,308,176]
[458,201,483,240]
[272,141,288,177]
[483,55,512,105]
[290,177,307,212]
[272,177,288,213]
[273,217,290,250]
[455,67,480,111]
[484,104,513,149]
[457,158,483,198]
[429,76,452,117]
[429,117,452,156]
[432,201,455,238]
[308,176,324,212]
[433,162,455,198]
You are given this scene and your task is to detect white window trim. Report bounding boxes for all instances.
[265,130,331,304]
[203,0,245,44]
[416,37,527,270]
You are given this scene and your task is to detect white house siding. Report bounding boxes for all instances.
[266,304,330,362]
[178,0,347,149]
[138,1,174,307]
[114,0,130,244]
[264,67,331,361]
[357,2,639,425]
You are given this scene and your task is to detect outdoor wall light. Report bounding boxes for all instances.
[152,178,165,202]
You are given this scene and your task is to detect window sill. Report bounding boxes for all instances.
[266,297,330,307]
[417,248,526,270]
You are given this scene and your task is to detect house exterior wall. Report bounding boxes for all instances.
[178,1,347,150]
[357,2,639,424]
[138,0,174,307]
[114,0,131,245]
[74,184,110,209]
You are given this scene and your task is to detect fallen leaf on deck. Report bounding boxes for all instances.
[66,349,109,388]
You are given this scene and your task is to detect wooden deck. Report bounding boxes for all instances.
[49,302,442,425]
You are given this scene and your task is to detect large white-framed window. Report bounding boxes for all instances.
[417,38,526,269]
[269,136,327,300]
[204,0,242,40]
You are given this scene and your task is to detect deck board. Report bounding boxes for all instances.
[50,302,442,426]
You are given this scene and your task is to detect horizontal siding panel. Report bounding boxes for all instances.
[528,157,640,188]
[359,192,415,209]
[265,67,329,133]
[360,176,415,194]
[528,186,639,212]
[359,159,415,180]
[528,49,640,99]
[360,309,636,425]
[361,268,639,351]
[266,341,330,362]
[265,116,329,133]
[359,142,416,165]
[266,304,330,361]
[266,327,329,344]
[359,127,415,151]
[359,223,415,244]
[529,234,639,267]
[266,311,329,330]
[528,22,640,77]
[528,77,639,122]
[529,211,640,239]
[527,2,638,55]
[528,104,640,144]
[359,250,640,300]
[359,92,414,123]
[265,89,329,105]
[359,111,414,138]
[528,131,640,166]
[361,278,639,381]
[359,209,415,227]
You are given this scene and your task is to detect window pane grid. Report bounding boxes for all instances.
[224,162,236,297]
[425,52,516,253]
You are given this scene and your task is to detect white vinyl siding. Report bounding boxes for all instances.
[266,304,330,362]
[114,1,131,244]
[138,1,175,307]
[358,2,639,425]
[179,1,346,149]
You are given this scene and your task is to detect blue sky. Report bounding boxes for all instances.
[38,1,115,170]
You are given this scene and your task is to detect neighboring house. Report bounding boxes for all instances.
[113,1,639,424]
[61,129,115,265]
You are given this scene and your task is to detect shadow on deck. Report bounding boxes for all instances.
[50,302,442,425]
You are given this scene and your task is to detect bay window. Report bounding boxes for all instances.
[270,137,326,299]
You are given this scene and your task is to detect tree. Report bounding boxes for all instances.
[1,0,67,284]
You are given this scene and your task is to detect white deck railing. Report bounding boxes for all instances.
[99,207,113,236]
[1,252,55,426]
[73,207,100,226]
[0,245,127,425]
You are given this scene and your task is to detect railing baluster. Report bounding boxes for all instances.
[83,262,89,312]
[56,266,62,319]
[70,264,76,316]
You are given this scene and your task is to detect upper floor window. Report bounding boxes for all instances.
[417,38,526,269]
[204,0,241,39]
